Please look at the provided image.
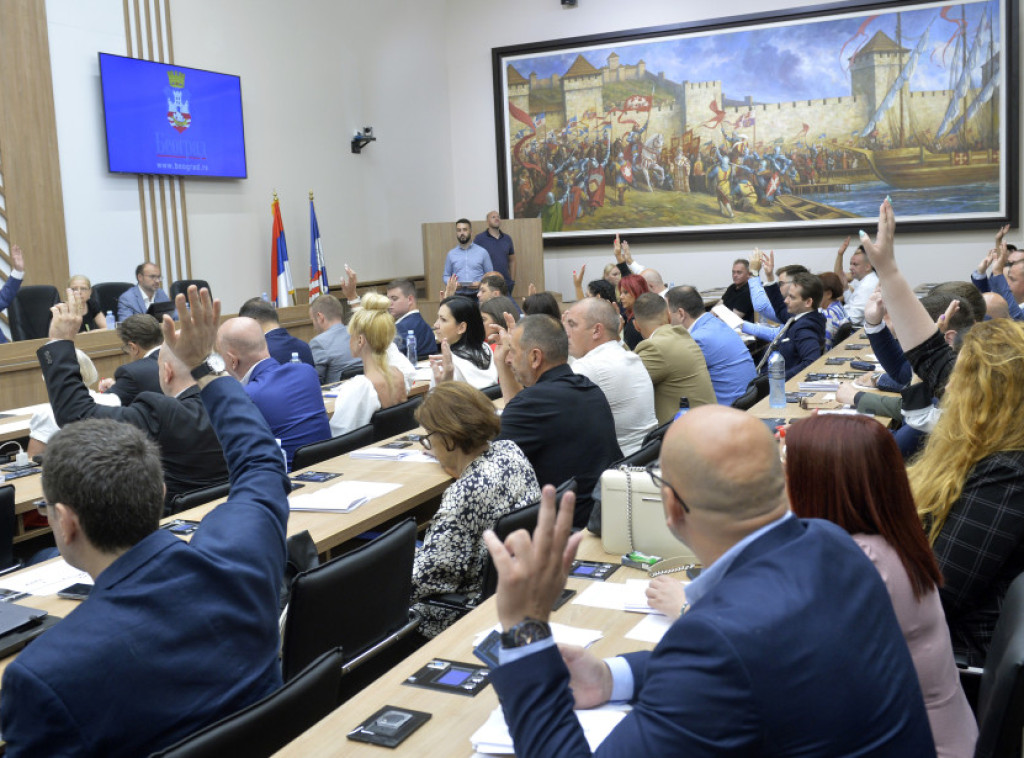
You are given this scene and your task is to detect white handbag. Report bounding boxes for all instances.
[600,466,697,563]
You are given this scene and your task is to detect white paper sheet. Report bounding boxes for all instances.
[623,579,659,613]
[572,581,630,610]
[711,303,744,330]
[470,704,630,755]
[473,622,603,649]
[349,447,437,463]
[625,613,674,644]
[288,480,402,513]
[0,559,92,596]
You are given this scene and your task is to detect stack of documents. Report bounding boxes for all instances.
[349,447,436,463]
[288,480,401,513]
[711,304,744,331]
[798,379,840,392]
[0,560,92,597]
[471,704,630,754]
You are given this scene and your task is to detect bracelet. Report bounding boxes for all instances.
[864,320,881,328]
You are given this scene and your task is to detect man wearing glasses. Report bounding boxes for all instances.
[483,405,935,756]
[118,262,171,322]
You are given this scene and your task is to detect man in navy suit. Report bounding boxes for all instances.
[1,287,289,757]
[238,296,314,366]
[386,278,437,359]
[750,271,826,379]
[217,316,330,469]
[0,243,25,344]
[117,262,171,322]
[484,405,935,757]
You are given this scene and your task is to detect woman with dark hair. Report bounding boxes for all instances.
[411,382,539,636]
[521,291,561,321]
[587,279,617,304]
[480,295,519,349]
[432,295,497,388]
[618,273,649,349]
[787,414,976,758]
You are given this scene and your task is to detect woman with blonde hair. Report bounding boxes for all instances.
[907,317,1024,666]
[411,382,538,637]
[861,199,1024,667]
[328,293,407,436]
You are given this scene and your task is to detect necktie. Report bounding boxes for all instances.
[755,316,795,373]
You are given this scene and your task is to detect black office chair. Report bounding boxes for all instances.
[292,424,374,471]
[281,518,420,683]
[167,481,231,515]
[0,486,19,574]
[8,285,60,341]
[339,364,364,381]
[480,384,503,401]
[614,440,662,469]
[731,375,769,411]
[169,279,212,299]
[831,321,855,348]
[149,647,342,758]
[642,420,673,448]
[92,282,133,317]
[423,478,577,617]
[370,396,423,442]
[959,572,1024,758]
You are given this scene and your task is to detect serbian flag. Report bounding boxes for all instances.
[270,196,294,307]
[308,198,328,302]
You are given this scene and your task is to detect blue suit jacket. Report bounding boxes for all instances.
[117,285,170,322]
[688,313,756,406]
[0,275,22,344]
[491,518,935,757]
[0,378,290,758]
[264,326,315,366]
[394,311,438,360]
[246,358,331,468]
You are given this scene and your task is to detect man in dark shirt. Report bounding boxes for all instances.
[474,211,516,294]
[494,314,621,527]
[721,257,755,322]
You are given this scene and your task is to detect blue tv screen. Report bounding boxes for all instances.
[99,53,247,178]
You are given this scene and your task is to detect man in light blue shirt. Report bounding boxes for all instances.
[443,218,492,296]
[667,285,755,406]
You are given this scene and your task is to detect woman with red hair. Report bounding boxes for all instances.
[786,414,975,758]
[617,273,649,349]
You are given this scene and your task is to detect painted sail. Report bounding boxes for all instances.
[935,11,991,140]
[859,19,934,138]
[948,59,999,137]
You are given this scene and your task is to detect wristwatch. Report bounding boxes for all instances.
[190,353,226,381]
[500,617,552,648]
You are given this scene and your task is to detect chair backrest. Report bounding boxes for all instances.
[614,440,661,469]
[642,420,672,448]
[476,478,577,602]
[150,647,342,758]
[731,375,769,411]
[480,383,502,401]
[292,424,374,471]
[170,279,212,299]
[831,321,855,348]
[974,572,1024,758]
[339,364,364,381]
[281,518,417,682]
[0,485,16,571]
[92,282,133,317]
[167,481,231,516]
[370,396,423,442]
[8,286,61,341]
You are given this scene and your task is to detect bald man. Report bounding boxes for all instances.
[217,317,330,469]
[40,293,227,512]
[485,406,934,757]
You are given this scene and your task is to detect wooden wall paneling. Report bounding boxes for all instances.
[0,0,70,289]
[421,218,543,301]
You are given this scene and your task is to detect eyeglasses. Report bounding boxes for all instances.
[646,462,690,513]
[419,431,438,451]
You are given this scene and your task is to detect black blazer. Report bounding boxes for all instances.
[107,351,161,405]
[496,363,621,528]
[38,340,228,508]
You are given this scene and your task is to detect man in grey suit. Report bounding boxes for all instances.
[117,262,171,322]
[308,294,359,383]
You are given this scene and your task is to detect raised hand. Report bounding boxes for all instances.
[428,339,454,384]
[10,244,24,273]
[858,198,896,274]
[161,285,221,370]
[49,289,86,342]
[340,265,358,302]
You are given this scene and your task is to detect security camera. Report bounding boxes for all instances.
[351,126,377,154]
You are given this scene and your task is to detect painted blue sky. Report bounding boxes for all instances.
[507,1,1000,103]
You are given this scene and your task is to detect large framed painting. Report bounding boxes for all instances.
[492,0,1019,245]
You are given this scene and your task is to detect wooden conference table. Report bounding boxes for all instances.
[273,535,657,757]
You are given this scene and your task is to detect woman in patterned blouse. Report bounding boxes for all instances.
[411,382,540,637]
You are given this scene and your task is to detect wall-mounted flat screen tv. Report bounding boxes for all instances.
[98,53,247,178]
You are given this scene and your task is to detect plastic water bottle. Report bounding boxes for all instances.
[289,352,300,363]
[405,330,417,364]
[105,310,115,329]
[672,397,690,421]
[768,351,787,409]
